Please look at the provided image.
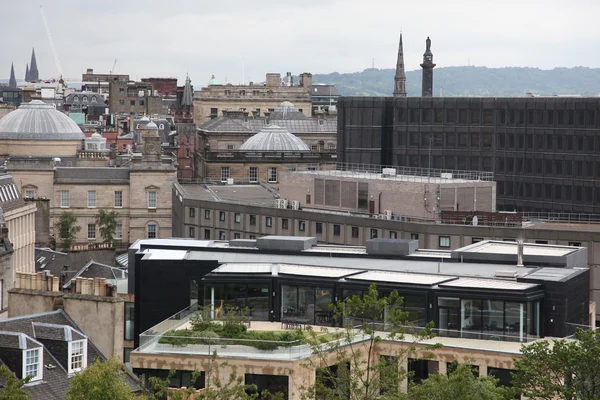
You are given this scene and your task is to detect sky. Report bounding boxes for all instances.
[1,0,599,88]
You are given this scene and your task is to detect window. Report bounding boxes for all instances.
[227,144,234,151]
[249,167,258,183]
[311,144,318,151]
[234,233,241,239]
[159,124,165,130]
[147,191,157,209]
[410,233,419,240]
[60,190,70,207]
[119,100,124,105]
[147,223,157,238]
[24,348,42,381]
[25,190,34,199]
[205,210,211,219]
[472,237,483,244]
[219,211,225,221]
[87,190,96,207]
[186,148,190,157]
[234,213,241,223]
[219,231,226,240]
[439,236,450,248]
[282,219,289,230]
[299,221,306,231]
[370,229,378,239]
[87,224,96,240]
[124,302,134,340]
[73,96,79,103]
[115,223,123,239]
[316,222,323,234]
[129,100,135,106]
[249,235,256,239]
[268,167,277,183]
[265,217,272,227]
[189,227,196,238]
[69,340,87,373]
[204,229,210,240]
[250,215,256,225]
[114,191,123,208]
[306,194,311,204]
[189,207,196,218]
[390,231,397,239]
[139,100,145,106]
[333,224,341,236]
[569,241,582,247]
[221,167,230,182]
[351,226,359,238]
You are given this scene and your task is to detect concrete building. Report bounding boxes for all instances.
[129,237,591,398]
[109,80,163,116]
[311,84,340,115]
[81,68,129,97]
[193,72,313,123]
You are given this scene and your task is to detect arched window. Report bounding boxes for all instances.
[82,95,88,102]
[72,96,79,103]
[91,96,97,103]
[159,124,164,130]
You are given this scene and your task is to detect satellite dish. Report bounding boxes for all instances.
[472,216,478,226]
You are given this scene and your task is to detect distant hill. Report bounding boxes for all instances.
[313,67,600,97]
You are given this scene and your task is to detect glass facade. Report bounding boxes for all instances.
[341,289,427,327]
[204,283,270,321]
[282,285,333,325]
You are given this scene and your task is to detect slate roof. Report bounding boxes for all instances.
[63,260,127,289]
[116,253,129,268]
[32,323,85,342]
[35,248,69,279]
[0,173,26,214]
[198,116,336,135]
[0,310,141,399]
[54,167,129,183]
[0,100,85,140]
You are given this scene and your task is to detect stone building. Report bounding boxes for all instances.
[193,72,313,123]
[108,80,163,116]
[0,100,176,247]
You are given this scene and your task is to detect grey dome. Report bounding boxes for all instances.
[239,124,309,152]
[145,121,158,130]
[269,101,308,120]
[0,100,84,140]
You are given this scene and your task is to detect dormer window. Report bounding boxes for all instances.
[91,96,97,103]
[24,348,43,381]
[68,339,87,373]
[82,95,88,103]
[73,96,79,103]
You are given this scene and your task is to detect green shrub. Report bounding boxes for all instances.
[194,330,220,345]
[222,322,247,337]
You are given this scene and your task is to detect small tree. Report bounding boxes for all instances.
[409,363,515,400]
[297,283,438,400]
[0,364,30,400]
[96,210,119,246]
[56,211,81,250]
[513,328,600,400]
[66,358,140,400]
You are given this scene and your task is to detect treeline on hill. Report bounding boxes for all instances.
[313,66,600,97]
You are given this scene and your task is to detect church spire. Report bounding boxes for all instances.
[393,33,407,97]
[420,37,436,97]
[181,74,193,107]
[9,63,17,89]
[29,48,39,82]
[25,64,29,82]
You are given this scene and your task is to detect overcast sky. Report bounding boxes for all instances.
[2,0,599,87]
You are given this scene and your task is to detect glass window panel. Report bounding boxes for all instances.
[527,300,541,337]
[247,284,270,321]
[482,300,504,338]
[505,302,526,342]
[404,294,426,327]
[461,299,482,338]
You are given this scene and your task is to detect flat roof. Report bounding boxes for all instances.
[141,249,188,260]
[462,241,577,257]
[212,263,365,278]
[347,270,457,286]
[293,169,489,184]
[439,278,539,291]
[176,184,276,206]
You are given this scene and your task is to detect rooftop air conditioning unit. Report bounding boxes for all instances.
[441,173,453,179]
[282,199,289,209]
[276,199,285,208]
[383,210,393,220]
[382,168,397,176]
[292,200,300,210]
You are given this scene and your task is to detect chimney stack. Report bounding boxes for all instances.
[517,239,524,267]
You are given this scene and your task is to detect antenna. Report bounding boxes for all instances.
[372,58,375,69]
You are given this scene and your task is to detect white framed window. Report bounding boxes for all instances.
[68,340,87,373]
[147,191,157,209]
[268,167,277,183]
[24,348,42,381]
[189,227,196,238]
[25,190,35,199]
[87,190,96,207]
[249,167,258,183]
[227,144,234,151]
[147,223,157,239]
[73,96,79,103]
[115,223,123,239]
[114,191,123,208]
[311,144,318,151]
[60,190,70,208]
[219,231,226,240]
[221,167,230,182]
[439,236,451,248]
[87,224,96,240]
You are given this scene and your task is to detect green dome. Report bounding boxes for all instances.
[208,74,219,86]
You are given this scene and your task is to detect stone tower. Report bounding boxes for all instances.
[29,48,39,82]
[140,121,162,163]
[393,33,407,97]
[420,37,436,97]
[8,63,16,89]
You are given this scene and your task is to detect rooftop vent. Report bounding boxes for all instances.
[494,270,518,279]
[366,239,418,256]
[256,236,317,252]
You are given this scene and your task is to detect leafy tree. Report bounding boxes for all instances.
[66,358,140,400]
[513,328,600,400]
[409,363,515,400]
[96,210,119,246]
[0,364,30,400]
[296,283,438,400]
[55,211,81,250]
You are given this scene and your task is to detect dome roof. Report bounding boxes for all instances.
[145,121,158,130]
[269,101,308,120]
[0,100,84,141]
[208,74,219,86]
[239,125,309,152]
[140,115,150,122]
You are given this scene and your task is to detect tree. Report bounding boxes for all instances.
[0,364,30,400]
[513,328,600,400]
[56,211,81,250]
[96,210,119,246]
[409,363,515,400]
[66,358,140,400]
[296,283,438,400]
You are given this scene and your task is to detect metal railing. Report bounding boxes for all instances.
[522,212,600,225]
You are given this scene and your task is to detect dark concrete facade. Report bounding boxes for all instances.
[337,96,600,213]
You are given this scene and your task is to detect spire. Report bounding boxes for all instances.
[8,63,17,89]
[393,33,407,97]
[181,74,193,107]
[420,36,436,97]
[25,64,29,82]
[29,48,39,82]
